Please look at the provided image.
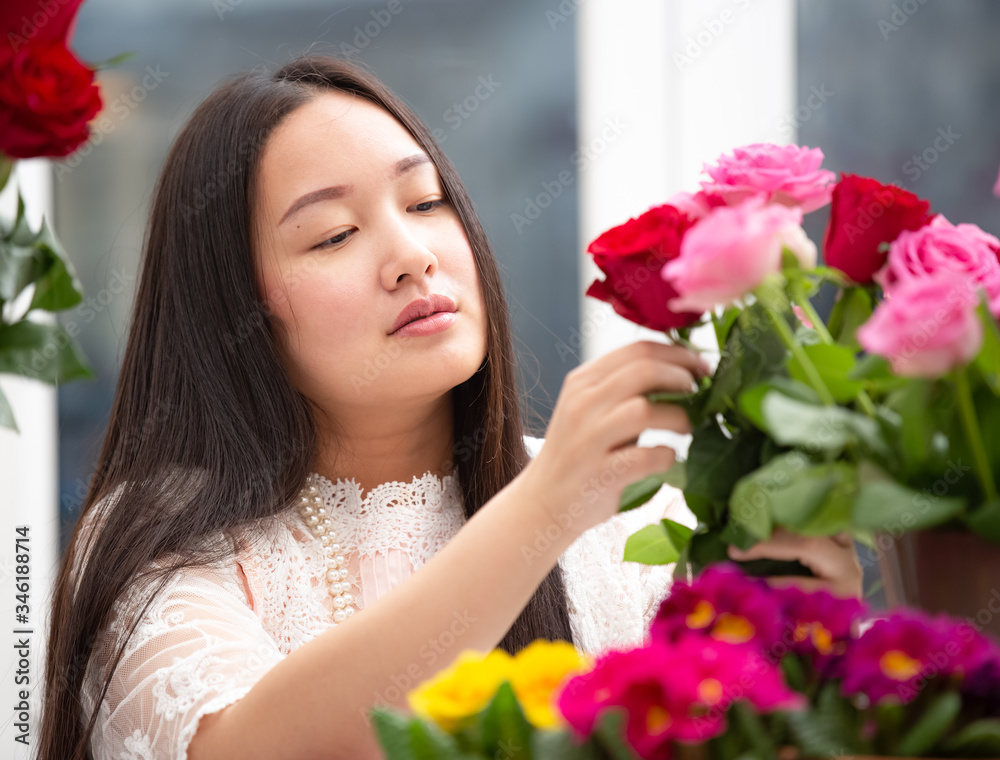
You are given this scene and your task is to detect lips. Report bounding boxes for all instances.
[390,293,458,334]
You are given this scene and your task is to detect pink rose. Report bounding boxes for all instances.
[662,197,815,312]
[994,165,1000,199]
[663,189,726,221]
[877,216,1000,317]
[700,143,836,214]
[857,273,983,378]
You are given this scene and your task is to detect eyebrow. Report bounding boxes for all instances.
[278,153,433,227]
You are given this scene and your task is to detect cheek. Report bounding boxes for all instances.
[261,259,372,357]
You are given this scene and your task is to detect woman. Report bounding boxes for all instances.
[38,54,861,759]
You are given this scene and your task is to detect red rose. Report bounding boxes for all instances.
[585,204,704,330]
[0,38,101,159]
[1,0,85,48]
[821,174,934,285]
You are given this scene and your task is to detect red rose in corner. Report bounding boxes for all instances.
[821,174,934,285]
[585,204,704,331]
[0,0,102,159]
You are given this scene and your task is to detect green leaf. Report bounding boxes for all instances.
[739,378,820,432]
[729,700,777,760]
[0,155,13,193]
[0,385,17,432]
[371,708,418,760]
[940,718,1000,757]
[966,498,1000,545]
[0,320,94,384]
[826,286,872,350]
[714,306,741,349]
[684,421,765,527]
[88,50,138,70]
[884,379,934,471]
[531,728,604,760]
[781,245,803,274]
[894,690,961,757]
[851,476,965,533]
[757,390,888,457]
[809,265,852,288]
[728,452,856,538]
[786,682,861,758]
[0,238,47,302]
[622,518,693,565]
[975,301,1000,395]
[409,719,476,760]
[787,343,865,403]
[592,709,641,760]
[478,681,533,760]
[619,462,686,512]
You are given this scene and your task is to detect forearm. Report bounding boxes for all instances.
[188,473,577,760]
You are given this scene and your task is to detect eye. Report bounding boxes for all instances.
[411,199,447,213]
[312,229,354,250]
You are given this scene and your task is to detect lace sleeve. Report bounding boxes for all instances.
[83,556,288,760]
[557,484,696,657]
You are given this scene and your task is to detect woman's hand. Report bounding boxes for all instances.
[521,340,710,538]
[727,528,864,599]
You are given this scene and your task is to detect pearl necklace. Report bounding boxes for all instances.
[297,474,356,623]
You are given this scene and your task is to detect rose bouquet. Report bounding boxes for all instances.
[0,0,133,430]
[370,565,1000,759]
[582,143,1000,582]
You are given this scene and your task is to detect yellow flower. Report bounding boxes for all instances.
[407,648,514,732]
[507,640,592,729]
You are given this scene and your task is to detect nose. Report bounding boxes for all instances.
[379,212,439,289]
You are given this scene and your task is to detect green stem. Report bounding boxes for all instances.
[762,299,837,406]
[954,366,997,502]
[790,281,878,419]
[0,154,13,193]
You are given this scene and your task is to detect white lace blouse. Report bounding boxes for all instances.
[74,434,696,760]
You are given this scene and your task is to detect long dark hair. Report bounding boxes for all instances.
[38,53,572,760]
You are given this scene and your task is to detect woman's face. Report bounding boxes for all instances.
[254,91,488,419]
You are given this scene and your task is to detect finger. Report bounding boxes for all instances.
[763,576,836,594]
[600,398,692,451]
[594,360,698,413]
[727,529,850,582]
[572,341,710,388]
[603,444,677,485]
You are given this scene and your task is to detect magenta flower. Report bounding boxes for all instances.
[651,564,785,651]
[699,143,836,214]
[994,164,1000,198]
[840,610,995,705]
[776,585,866,669]
[963,652,1000,715]
[555,638,802,758]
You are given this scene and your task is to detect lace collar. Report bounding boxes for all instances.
[306,466,463,515]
